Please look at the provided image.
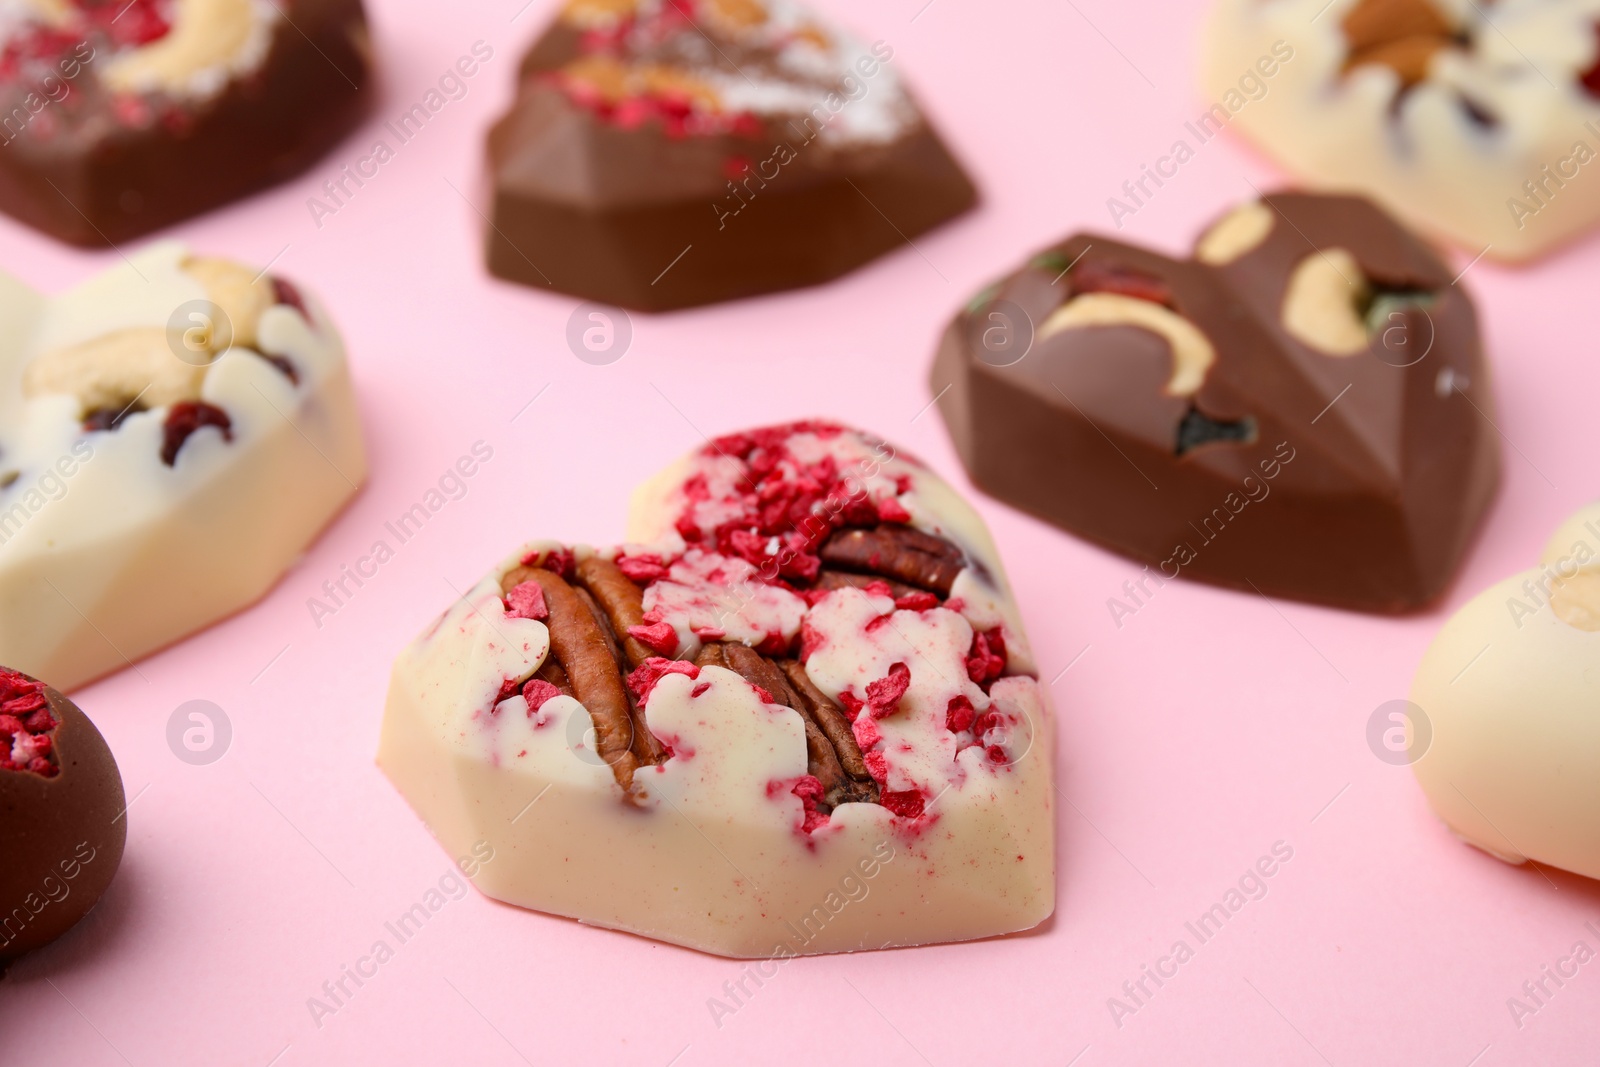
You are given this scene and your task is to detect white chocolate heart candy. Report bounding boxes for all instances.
[1410,505,1600,877]
[1201,0,1600,261]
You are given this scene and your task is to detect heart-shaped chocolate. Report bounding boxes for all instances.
[1203,0,1600,260]
[485,0,975,310]
[379,421,1054,958]
[0,0,371,246]
[0,243,366,691]
[931,191,1498,613]
[1410,503,1600,880]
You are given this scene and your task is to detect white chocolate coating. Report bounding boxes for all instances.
[1202,0,1600,261]
[379,426,1055,957]
[0,242,365,691]
[1410,503,1600,878]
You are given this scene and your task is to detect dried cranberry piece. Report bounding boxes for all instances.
[271,276,311,320]
[1069,259,1175,307]
[258,354,300,385]
[83,400,145,432]
[160,401,232,466]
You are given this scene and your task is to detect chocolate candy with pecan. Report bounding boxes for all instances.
[485,0,975,310]
[930,191,1499,613]
[380,422,1054,957]
[1,668,126,967]
[0,0,370,246]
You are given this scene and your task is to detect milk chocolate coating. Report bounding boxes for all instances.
[0,679,126,966]
[0,0,371,246]
[485,13,976,311]
[930,192,1499,613]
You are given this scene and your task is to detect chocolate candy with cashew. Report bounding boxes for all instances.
[379,421,1054,957]
[484,0,975,311]
[930,191,1498,613]
[0,0,371,246]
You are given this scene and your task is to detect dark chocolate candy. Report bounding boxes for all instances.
[0,668,126,966]
[485,0,975,311]
[930,192,1499,613]
[0,0,371,246]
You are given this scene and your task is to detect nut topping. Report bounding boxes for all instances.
[819,526,965,596]
[1039,294,1217,397]
[1196,201,1276,265]
[1281,249,1371,356]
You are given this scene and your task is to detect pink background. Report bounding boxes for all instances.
[4,0,1599,1063]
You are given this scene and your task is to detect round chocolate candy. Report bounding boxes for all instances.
[0,669,126,966]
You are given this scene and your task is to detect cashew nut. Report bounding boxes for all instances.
[1552,571,1600,632]
[23,327,207,414]
[102,0,266,96]
[183,256,274,352]
[1196,200,1275,265]
[1038,293,1216,397]
[1281,249,1371,356]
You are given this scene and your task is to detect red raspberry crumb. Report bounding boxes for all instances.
[852,715,881,750]
[837,690,865,721]
[505,581,549,621]
[791,775,824,803]
[880,790,925,819]
[539,548,577,578]
[521,679,563,713]
[865,662,911,715]
[627,621,679,656]
[986,744,1008,764]
[616,553,672,583]
[754,632,790,657]
[863,750,889,782]
[863,580,893,598]
[0,668,59,777]
[876,497,912,524]
[895,591,939,612]
[161,401,232,466]
[945,695,977,733]
[966,629,1006,687]
[690,682,711,698]
[493,677,523,708]
[973,710,1003,738]
[626,657,699,704]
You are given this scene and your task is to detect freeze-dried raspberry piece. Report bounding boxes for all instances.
[505,580,550,621]
[526,547,576,578]
[895,591,939,612]
[876,497,912,524]
[522,678,564,713]
[852,715,881,750]
[863,749,889,782]
[627,620,679,656]
[880,790,925,819]
[836,690,864,721]
[1069,259,1175,306]
[617,553,672,583]
[865,662,911,715]
[494,677,524,708]
[966,629,1006,686]
[626,657,699,704]
[161,401,233,466]
[945,695,976,733]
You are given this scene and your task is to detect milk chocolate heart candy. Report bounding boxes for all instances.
[1410,505,1600,880]
[1202,0,1600,261]
[0,242,366,691]
[0,0,371,246]
[930,191,1499,613]
[1,668,126,968]
[379,422,1054,958]
[485,0,976,311]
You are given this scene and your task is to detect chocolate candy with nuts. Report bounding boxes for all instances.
[0,0,371,246]
[484,0,976,311]
[0,243,366,690]
[1,668,126,967]
[1202,0,1600,260]
[379,421,1054,957]
[930,191,1498,613]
